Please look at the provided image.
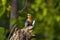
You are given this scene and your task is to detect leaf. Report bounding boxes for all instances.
[0,0,6,17]
[56,16,60,22]
[43,8,47,16]
[0,6,5,17]
[10,18,17,26]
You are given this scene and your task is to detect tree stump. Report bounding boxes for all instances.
[9,27,36,40]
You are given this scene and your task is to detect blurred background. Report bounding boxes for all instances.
[0,0,60,40]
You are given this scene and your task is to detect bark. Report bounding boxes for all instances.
[8,0,17,39]
[10,0,17,29]
[10,27,36,40]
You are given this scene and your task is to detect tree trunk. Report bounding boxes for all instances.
[10,0,17,29]
[8,0,17,39]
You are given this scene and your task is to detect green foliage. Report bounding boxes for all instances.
[10,18,17,26]
[0,27,5,40]
[0,0,60,40]
[0,0,6,17]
